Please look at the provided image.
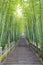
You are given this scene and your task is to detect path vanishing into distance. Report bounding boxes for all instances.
[2,36,42,65]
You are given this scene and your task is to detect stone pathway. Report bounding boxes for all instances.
[2,37,42,65]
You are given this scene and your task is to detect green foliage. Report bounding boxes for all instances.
[0,0,43,50]
[25,0,43,49]
[0,0,20,49]
[0,48,10,62]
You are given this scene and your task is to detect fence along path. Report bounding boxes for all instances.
[2,37,42,65]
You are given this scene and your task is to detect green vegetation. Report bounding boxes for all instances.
[0,48,10,62]
[25,0,43,49]
[0,0,43,50]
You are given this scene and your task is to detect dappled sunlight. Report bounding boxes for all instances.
[14,4,23,18]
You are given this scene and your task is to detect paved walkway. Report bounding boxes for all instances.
[2,37,42,65]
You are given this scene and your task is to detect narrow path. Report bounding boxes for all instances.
[2,37,42,65]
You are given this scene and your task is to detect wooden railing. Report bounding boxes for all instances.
[29,42,43,60]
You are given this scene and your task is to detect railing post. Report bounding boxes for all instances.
[0,47,2,56]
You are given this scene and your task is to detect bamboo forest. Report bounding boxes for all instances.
[0,0,43,65]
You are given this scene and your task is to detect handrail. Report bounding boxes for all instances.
[29,42,43,60]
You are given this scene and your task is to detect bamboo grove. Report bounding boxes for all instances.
[25,0,43,49]
[0,0,43,50]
